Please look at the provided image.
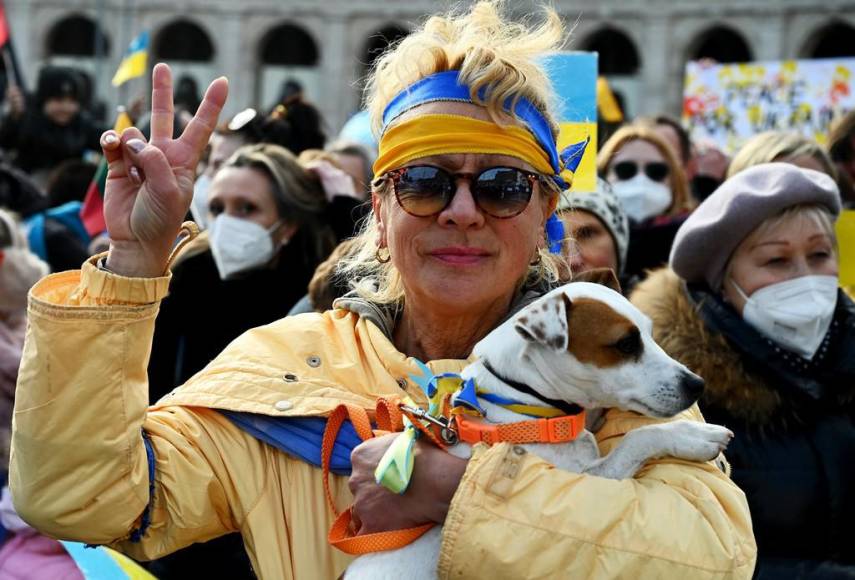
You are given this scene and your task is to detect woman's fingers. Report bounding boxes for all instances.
[101,130,129,182]
[100,130,122,163]
[149,63,174,143]
[123,139,180,200]
[179,76,228,160]
[118,127,148,183]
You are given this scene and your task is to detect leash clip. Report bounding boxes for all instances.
[399,404,459,446]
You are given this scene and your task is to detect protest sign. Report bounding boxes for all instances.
[683,58,855,153]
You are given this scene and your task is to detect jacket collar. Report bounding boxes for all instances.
[688,284,855,402]
[631,268,855,426]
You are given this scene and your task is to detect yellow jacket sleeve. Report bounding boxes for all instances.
[438,409,757,579]
[9,258,263,557]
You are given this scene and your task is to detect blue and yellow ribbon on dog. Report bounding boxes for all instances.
[374,362,568,494]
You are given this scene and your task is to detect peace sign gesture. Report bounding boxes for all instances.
[101,63,228,277]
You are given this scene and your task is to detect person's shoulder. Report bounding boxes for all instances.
[629,267,686,320]
[223,308,359,355]
[158,307,376,413]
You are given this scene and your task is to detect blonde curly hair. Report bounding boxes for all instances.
[727,131,837,180]
[338,1,570,305]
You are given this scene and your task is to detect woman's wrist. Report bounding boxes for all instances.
[411,441,468,524]
[104,240,170,278]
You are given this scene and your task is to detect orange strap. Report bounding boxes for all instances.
[328,508,434,555]
[453,412,586,446]
[321,397,435,555]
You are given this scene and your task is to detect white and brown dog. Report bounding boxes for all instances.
[345,272,733,580]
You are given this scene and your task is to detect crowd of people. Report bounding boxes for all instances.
[0,1,853,578]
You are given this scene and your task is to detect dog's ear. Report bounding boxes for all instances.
[514,293,571,350]
[573,268,622,294]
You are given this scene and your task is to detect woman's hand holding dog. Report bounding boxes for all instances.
[349,434,468,534]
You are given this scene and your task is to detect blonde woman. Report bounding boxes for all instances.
[598,124,695,284]
[11,3,755,578]
[632,163,855,578]
[727,131,837,179]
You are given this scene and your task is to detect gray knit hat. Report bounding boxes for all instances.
[558,178,630,274]
[670,162,841,290]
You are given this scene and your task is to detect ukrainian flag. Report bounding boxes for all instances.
[61,541,156,579]
[112,31,149,87]
[542,52,598,193]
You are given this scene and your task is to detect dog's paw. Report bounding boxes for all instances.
[662,421,734,462]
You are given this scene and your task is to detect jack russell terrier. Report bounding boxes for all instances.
[345,271,733,579]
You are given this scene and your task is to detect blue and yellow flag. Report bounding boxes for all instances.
[542,52,598,193]
[112,31,149,87]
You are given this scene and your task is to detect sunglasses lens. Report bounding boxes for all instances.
[394,166,453,216]
[613,161,638,181]
[474,167,534,218]
[645,162,670,182]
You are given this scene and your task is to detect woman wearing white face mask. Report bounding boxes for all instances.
[149,143,336,397]
[598,125,694,287]
[631,163,855,579]
[145,143,338,577]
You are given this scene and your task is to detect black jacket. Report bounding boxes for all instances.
[0,109,102,174]
[148,227,319,401]
[622,213,688,292]
[632,269,855,579]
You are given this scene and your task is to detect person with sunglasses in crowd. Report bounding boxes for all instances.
[8,3,754,578]
[598,124,695,288]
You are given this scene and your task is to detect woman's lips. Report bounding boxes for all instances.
[428,247,491,265]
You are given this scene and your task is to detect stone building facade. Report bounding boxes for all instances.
[3,0,854,132]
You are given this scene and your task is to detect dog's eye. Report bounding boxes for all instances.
[613,331,641,356]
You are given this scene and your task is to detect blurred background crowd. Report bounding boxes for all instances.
[0,0,854,578]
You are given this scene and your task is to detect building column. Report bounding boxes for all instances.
[320,12,349,134]
[219,8,245,120]
[755,11,785,61]
[641,13,671,116]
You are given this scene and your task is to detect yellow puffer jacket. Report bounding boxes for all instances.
[10,255,757,579]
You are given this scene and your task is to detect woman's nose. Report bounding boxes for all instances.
[438,181,485,228]
[567,242,586,274]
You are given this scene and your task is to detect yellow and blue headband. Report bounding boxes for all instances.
[374,114,555,178]
[380,70,588,189]
[379,70,589,253]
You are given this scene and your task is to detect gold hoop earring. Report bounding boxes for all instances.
[375,246,391,264]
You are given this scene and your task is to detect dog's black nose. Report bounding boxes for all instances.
[680,372,705,399]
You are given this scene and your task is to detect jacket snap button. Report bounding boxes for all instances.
[307,356,321,368]
[283,373,298,382]
[275,400,293,411]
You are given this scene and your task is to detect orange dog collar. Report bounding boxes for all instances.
[453,411,586,446]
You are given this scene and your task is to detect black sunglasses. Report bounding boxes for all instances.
[383,165,542,219]
[613,160,670,182]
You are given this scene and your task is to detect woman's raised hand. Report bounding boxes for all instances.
[101,64,228,277]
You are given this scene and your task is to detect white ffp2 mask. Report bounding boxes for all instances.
[611,175,673,223]
[732,275,838,359]
[190,174,212,230]
[208,214,283,280]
